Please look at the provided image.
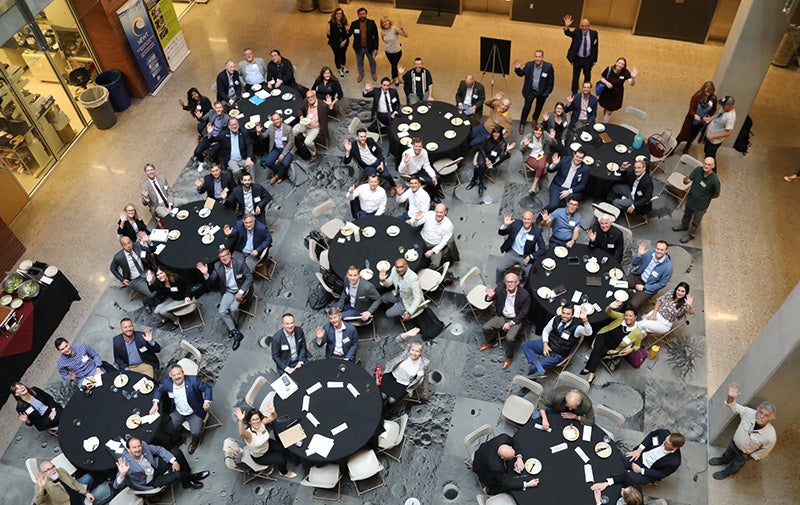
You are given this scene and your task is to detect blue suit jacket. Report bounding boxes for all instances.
[227,184,273,222]
[228,219,272,255]
[153,375,212,420]
[498,220,545,261]
[216,69,241,102]
[515,61,554,98]
[548,157,590,196]
[566,94,599,129]
[630,251,673,294]
[113,441,176,491]
[314,322,358,360]
[113,331,161,371]
[564,27,599,64]
[271,327,310,372]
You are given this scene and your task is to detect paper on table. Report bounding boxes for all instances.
[584,464,595,482]
[255,90,269,99]
[285,116,296,124]
[105,439,124,454]
[464,120,470,126]
[41,276,53,285]
[132,377,147,393]
[575,446,590,463]
[306,412,320,427]
[534,423,552,432]
[306,382,323,395]
[307,434,335,458]
[92,373,103,387]
[209,225,221,235]
[149,229,169,243]
[572,290,583,303]
[249,114,261,124]
[550,443,568,453]
[327,381,344,388]
[331,423,348,436]
[444,112,453,119]
[155,244,166,255]
[140,413,160,424]
[302,395,310,412]
[606,290,613,298]
[583,425,593,441]
[337,238,346,244]
[397,130,410,138]
[204,198,216,209]
[593,303,602,312]
[346,383,360,398]
[271,374,298,400]
[610,279,629,289]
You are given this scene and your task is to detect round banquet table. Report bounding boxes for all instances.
[570,123,650,198]
[272,359,383,463]
[234,87,303,131]
[157,200,237,271]
[327,215,427,287]
[526,244,622,334]
[389,101,471,162]
[510,416,626,505]
[58,371,157,472]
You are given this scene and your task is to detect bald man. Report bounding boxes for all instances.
[472,433,539,495]
[536,387,595,431]
[408,203,455,269]
[455,74,486,120]
[563,14,599,94]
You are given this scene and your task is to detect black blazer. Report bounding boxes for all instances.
[216,69,242,102]
[312,79,344,102]
[336,280,381,315]
[271,327,310,372]
[472,434,526,494]
[609,429,681,484]
[228,184,272,222]
[515,61,555,98]
[588,224,624,263]
[498,220,545,262]
[266,57,297,88]
[455,80,486,116]
[197,172,236,201]
[113,331,161,371]
[117,218,150,242]
[486,285,530,324]
[16,387,61,431]
[148,273,191,301]
[620,168,654,213]
[344,137,384,167]
[216,129,254,167]
[363,87,401,119]
[564,27,599,64]
[110,242,152,283]
[206,257,253,295]
[348,18,379,52]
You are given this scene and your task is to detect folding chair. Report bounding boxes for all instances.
[594,404,625,441]
[168,299,205,333]
[624,196,658,229]
[459,266,493,325]
[498,375,543,426]
[300,464,341,501]
[377,414,409,462]
[418,261,450,306]
[554,367,590,393]
[463,424,494,468]
[347,449,386,495]
[553,336,585,375]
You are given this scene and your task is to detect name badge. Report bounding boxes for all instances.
[473,94,479,99]
[354,29,360,34]
[140,251,147,258]
[622,336,632,345]
[234,80,239,86]
[542,73,548,78]
[568,221,576,226]
[587,107,593,112]
[577,174,583,181]
[560,332,570,340]
[526,234,534,240]
[254,196,261,203]
[281,345,289,351]
[342,337,350,344]
[608,244,615,248]
[699,181,707,187]
[652,436,660,446]
[636,191,643,196]
[391,97,397,103]
[370,145,376,152]
[170,286,178,292]
[415,76,421,81]
[167,392,174,398]
[25,406,35,415]
[81,354,90,363]
[490,150,498,156]
[236,274,243,279]
[281,137,288,142]
[139,346,148,353]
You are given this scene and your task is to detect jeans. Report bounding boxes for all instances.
[521,340,564,374]
[355,47,377,76]
[469,124,490,148]
[362,161,397,186]
[262,148,294,179]
[194,137,221,162]
[680,204,708,237]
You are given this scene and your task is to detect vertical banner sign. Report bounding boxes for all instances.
[117,0,170,93]
[144,0,190,71]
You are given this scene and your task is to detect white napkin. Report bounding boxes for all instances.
[92,373,103,387]
[285,116,295,124]
[575,446,590,463]
[550,443,568,453]
[209,225,221,235]
[571,290,583,303]
[397,130,410,138]
[155,244,166,255]
[583,425,593,441]
[41,276,53,285]
[606,290,613,298]
[105,439,124,454]
[255,90,269,99]
[346,383,360,398]
[327,381,344,388]
[302,395,310,412]
[249,114,260,124]
[306,434,335,458]
[464,120,470,126]
[593,303,602,312]
[83,436,99,452]
[331,423,348,436]
[584,464,595,482]
[306,412,320,427]
[534,423,551,432]
[306,382,323,395]
[140,413,160,424]
[444,112,453,119]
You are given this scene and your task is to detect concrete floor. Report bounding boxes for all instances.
[2,1,799,504]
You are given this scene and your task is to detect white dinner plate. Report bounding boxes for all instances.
[400,137,413,146]
[609,268,624,280]
[397,123,410,132]
[340,226,354,236]
[126,415,141,430]
[615,144,628,153]
[360,269,374,280]
[426,142,438,151]
[525,458,542,475]
[581,302,595,315]
[593,123,606,132]
[386,226,400,237]
[607,162,620,172]
[245,121,255,129]
[252,84,262,91]
[444,130,456,139]
[563,425,580,441]
[0,295,11,306]
[536,287,553,299]
[416,105,429,114]
[595,442,612,458]
[282,93,294,101]
[198,208,212,218]
[586,261,600,273]
[168,230,181,241]
[362,226,376,238]
[198,225,211,236]
[583,156,595,165]
[408,122,421,131]
[10,298,22,309]
[201,234,215,244]
[542,258,556,270]
[283,108,292,115]
[376,260,391,271]
[554,246,568,258]
[635,155,647,162]
[270,89,281,96]
[401,106,413,115]
[229,109,240,117]
[404,249,419,262]
[450,117,463,126]
[580,132,592,141]
[176,210,189,220]
[570,142,582,151]
[614,289,629,302]
[114,374,129,388]
[242,92,251,99]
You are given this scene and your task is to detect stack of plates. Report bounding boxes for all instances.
[536,287,554,299]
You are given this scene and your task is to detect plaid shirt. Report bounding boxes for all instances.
[57,343,102,381]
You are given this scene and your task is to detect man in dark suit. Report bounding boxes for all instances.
[589,214,624,263]
[257,113,295,185]
[193,101,228,169]
[110,236,156,308]
[112,318,161,379]
[514,50,555,133]
[565,81,599,131]
[343,128,397,188]
[480,272,531,369]
[114,437,209,491]
[228,171,272,224]
[216,60,241,105]
[194,163,235,203]
[609,159,654,216]
[544,149,590,212]
[217,117,254,180]
[223,213,272,272]
[196,247,253,349]
[363,77,400,127]
[472,433,539,495]
[266,49,300,92]
[314,307,358,361]
[336,266,381,320]
[348,7,379,82]
[563,14,599,93]
[150,365,213,454]
[595,430,685,488]
[495,210,545,283]
[455,74,485,121]
[271,313,310,374]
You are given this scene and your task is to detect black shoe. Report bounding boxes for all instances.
[157,319,167,328]
[712,471,730,480]
[182,480,203,489]
[679,235,694,244]
[192,471,210,481]
[465,179,477,190]
[478,183,485,196]
[232,332,243,351]
[579,369,590,375]
[708,457,726,466]
[672,225,689,232]
[227,329,235,339]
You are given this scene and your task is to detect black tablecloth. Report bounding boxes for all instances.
[273,360,382,463]
[571,124,650,198]
[235,88,303,132]
[0,268,79,406]
[527,244,622,334]
[59,371,157,472]
[327,215,426,287]
[157,200,238,271]
[389,101,471,162]
[511,417,626,505]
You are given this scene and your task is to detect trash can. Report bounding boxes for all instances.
[95,70,131,112]
[78,86,117,130]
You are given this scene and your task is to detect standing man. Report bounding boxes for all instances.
[314,307,359,360]
[480,272,531,369]
[196,247,253,350]
[563,15,599,94]
[704,96,736,159]
[709,382,776,480]
[222,213,272,272]
[543,150,590,212]
[150,365,213,454]
[343,129,397,189]
[112,318,161,379]
[363,78,401,127]
[408,203,455,270]
[216,60,241,105]
[455,74,486,121]
[139,163,175,218]
[271,313,310,374]
[228,171,272,224]
[349,7,379,83]
[628,241,672,309]
[336,266,381,320]
[514,50,554,134]
[673,157,721,244]
[472,434,539,495]
[608,159,654,216]
[238,48,267,91]
[294,89,332,163]
[399,57,434,105]
[495,210,545,283]
[257,113,295,185]
[379,258,423,321]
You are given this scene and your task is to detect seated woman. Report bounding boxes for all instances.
[116,204,150,242]
[542,102,569,154]
[580,301,643,383]
[466,126,516,197]
[146,267,192,328]
[311,66,344,118]
[11,382,61,431]
[637,282,695,336]
[179,87,213,133]
[380,329,429,407]
[520,123,556,194]
[233,406,296,478]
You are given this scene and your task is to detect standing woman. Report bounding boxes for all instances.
[597,57,637,123]
[380,17,407,86]
[520,123,556,194]
[117,204,150,242]
[146,267,192,328]
[675,81,718,155]
[326,8,350,78]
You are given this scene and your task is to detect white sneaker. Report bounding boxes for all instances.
[197,161,205,172]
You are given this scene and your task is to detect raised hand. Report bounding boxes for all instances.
[637,241,648,256]
[503,212,514,226]
[116,457,130,477]
[139,186,149,197]
[728,382,740,398]
[588,228,597,242]
[145,270,154,284]
[234,406,245,421]
[551,151,561,166]
[194,177,202,188]
[514,59,522,69]
[315,326,325,341]
[343,138,352,151]
[566,92,575,104]
[365,81,374,92]
[686,293,694,306]
[196,262,208,276]
[402,153,410,164]
[398,65,405,75]
[485,285,496,299]
[143,329,153,343]
[223,224,232,236]
[631,67,639,78]
[563,14,574,27]
[119,211,127,222]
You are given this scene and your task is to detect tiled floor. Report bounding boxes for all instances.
[2,1,799,504]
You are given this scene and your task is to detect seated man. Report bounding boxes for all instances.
[540,197,582,248]
[544,149,589,212]
[271,313,310,374]
[112,318,161,379]
[363,77,400,127]
[34,460,111,505]
[192,101,229,171]
[469,92,513,147]
[151,364,213,454]
[238,48,267,91]
[266,49,299,91]
[343,128,397,189]
[336,266,381,320]
[608,159,653,216]
[395,175,431,222]
[472,434,539,495]
[379,258,423,321]
[347,174,387,218]
[194,163,235,203]
[397,138,442,201]
[223,213,272,272]
[521,303,592,379]
[495,210,545,283]
[293,89,332,163]
[196,248,253,349]
[228,171,272,224]
[628,240,672,309]
[140,163,176,218]
[565,81,598,132]
[257,113,295,185]
[594,430,685,488]
[480,272,531,370]
[314,307,358,360]
[114,437,209,492]
[580,301,643,384]
[455,74,485,121]
[399,57,434,105]
[588,214,624,263]
[217,117,254,179]
[55,338,105,383]
[408,203,455,270]
[536,386,595,430]
[110,235,156,309]
[215,60,241,105]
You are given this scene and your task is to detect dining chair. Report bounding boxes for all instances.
[238,287,259,320]
[300,463,342,501]
[345,314,377,342]
[418,261,450,306]
[433,156,464,190]
[623,105,648,121]
[592,202,621,223]
[554,370,591,394]
[377,413,409,462]
[659,154,700,208]
[51,453,78,476]
[650,135,678,175]
[347,116,380,142]
[647,313,691,348]
[224,443,277,485]
[499,375,543,426]
[594,404,626,441]
[181,408,223,434]
[258,391,276,415]
[625,196,658,229]
[311,200,346,243]
[553,336,585,376]
[314,272,341,299]
[167,299,205,333]
[244,375,267,409]
[346,449,386,495]
[109,489,143,505]
[25,457,38,482]
[175,340,201,378]
[253,246,278,281]
[463,423,494,468]
[131,483,175,505]
[400,299,430,331]
[459,266,493,325]
[477,493,517,505]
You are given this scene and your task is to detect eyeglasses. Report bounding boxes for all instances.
[41,466,56,473]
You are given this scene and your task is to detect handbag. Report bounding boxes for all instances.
[647,129,673,158]
[625,348,648,369]
[595,67,612,97]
